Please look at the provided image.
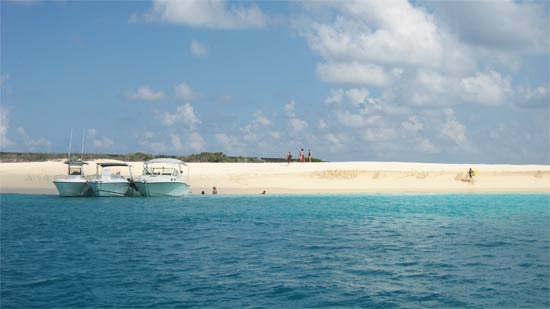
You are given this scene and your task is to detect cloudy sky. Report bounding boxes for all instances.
[1,0,548,163]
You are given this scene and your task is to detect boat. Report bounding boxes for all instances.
[53,160,92,197]
[89,162,137,197]
[53,130,92,197]
[134,158,190,197]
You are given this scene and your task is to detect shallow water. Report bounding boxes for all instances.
[1,194,549,308]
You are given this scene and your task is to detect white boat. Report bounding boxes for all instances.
[89,162,136,197]
[134,158,190,197]
[53,160,92,197]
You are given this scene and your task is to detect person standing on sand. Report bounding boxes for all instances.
[286,152,292,165]
[308,149,312,162]
[468,168,474,180]
[300,149,305,162]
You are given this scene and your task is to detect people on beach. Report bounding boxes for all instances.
[300,149,305,162]
[468,168,475,180]
[212,186,218,194]
[201,191,205,195]
[308,149,312,162]
[261,190,266,195]
[286,152,292,165]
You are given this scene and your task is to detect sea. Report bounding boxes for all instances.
[1,193,549,308]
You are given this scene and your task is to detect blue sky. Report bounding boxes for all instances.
[1,0,548,163]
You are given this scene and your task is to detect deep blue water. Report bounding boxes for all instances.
[1,194,549,308]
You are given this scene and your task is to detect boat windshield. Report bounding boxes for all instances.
[69,166,83,175]
[143,166,179,176]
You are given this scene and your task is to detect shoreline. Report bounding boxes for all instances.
[1,161,549,195]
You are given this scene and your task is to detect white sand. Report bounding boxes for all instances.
[1,160,549,195]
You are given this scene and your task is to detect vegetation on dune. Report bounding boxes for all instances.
[0,152,323,163]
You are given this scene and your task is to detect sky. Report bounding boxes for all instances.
[0,0,548,163]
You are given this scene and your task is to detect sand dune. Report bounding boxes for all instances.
[0,160,549,195]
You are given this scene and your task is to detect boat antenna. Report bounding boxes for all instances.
[68,129,73,161]
[80,130,85,161]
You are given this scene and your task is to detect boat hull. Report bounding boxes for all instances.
[89,182,130,197]
[134,181,190,197]
[53,181,91,197]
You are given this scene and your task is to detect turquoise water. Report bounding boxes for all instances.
[1,194,549,308]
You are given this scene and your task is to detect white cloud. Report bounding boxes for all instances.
[216,133,244,154]
[174,82,197,100]
[187,131,205,151]
[86,128,114,149]
[324,88,344,105]
[139,0,266,29]
[289,118,308,132]
[401,116,424,133]
[416,137,439,153]
[317,120,328,130]
[440,109,471,148]
[17,127,52,151]
[303,1,475,76]
[170,131,205,152]
[317,62,391,86]
[126,86,165,101]
[0,107,14,149]
[432,1,548,53]
[459,71,512,106]
[325,133,347,152]
[361,127,397,142]
[284,100,296,117]
[336,110,380,128]
[516,85,549,108]
[345,88,370,106]
[156,104,201,128]
[190,39,208,57]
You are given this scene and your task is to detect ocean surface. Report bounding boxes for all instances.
[1,194,549,308]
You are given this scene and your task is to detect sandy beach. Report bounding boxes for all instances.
[0,160,549,195]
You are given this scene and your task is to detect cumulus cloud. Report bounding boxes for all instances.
[317,62,391,86]
[18,127,52,151]
[190,39,208,57]
[156,104,201,128]
[317,120,328,130]
[170,131,205,152]
[126,86,165,101]
[416,137,439,154]
[440,109,471,148]
[516,85,549,108]
[345,88,370,106]
[303,1,475,77]
[431,0,548,53]
[86,128,114,149]
[401,116,424,133]
[0,107,14,149]
[284,100,296,117]
[174,82,197,100]
[325,88,344,105]
[459,71,512,105]
[137,0,266,29]
[289,118,308,132]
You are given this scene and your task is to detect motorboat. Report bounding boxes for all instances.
[89,162,137,197]
[134,158,190,197]
[53,160,92,197]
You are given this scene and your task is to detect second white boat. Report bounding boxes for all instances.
[89,162,136,197]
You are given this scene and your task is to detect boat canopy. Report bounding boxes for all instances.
[96,162,130,167]
[64,160,88,166]
[145,158,188,166]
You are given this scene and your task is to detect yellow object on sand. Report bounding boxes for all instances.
[474,170,478,176]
